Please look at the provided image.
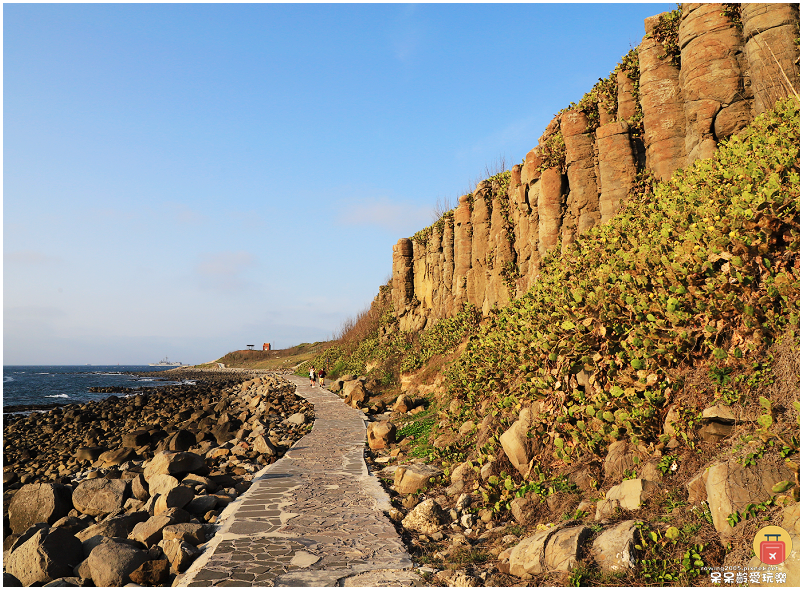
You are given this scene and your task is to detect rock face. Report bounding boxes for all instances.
[705,460,793,534]
[592,520,639,572]
[367,421,396,450]
[394,464,442,495]
[679,3,750,165]
[86,539,149,587]
[499,408,534,476]
[401,498,448,534]
[5,527,83,586]
[7,483,73,534]
[389,5,799,331]
[71,478,129,517]
[742,4,800,115]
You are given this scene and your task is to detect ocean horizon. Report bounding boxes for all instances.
[2,365,189,410]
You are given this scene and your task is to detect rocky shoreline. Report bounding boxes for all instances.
[2,369,314,586]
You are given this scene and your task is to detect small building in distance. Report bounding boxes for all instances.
[263,343,271,351]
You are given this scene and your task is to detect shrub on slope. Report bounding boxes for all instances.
[446,98,800,464]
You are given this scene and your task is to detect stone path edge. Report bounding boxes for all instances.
[174,374,422,587]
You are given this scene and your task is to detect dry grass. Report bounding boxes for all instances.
[335,295,391,345]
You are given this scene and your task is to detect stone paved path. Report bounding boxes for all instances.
[176,376,421,587]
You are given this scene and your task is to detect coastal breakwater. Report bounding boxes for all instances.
[2,371,314,586]
[391,3,800,332]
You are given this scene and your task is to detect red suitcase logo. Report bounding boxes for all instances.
[760,534,786,565]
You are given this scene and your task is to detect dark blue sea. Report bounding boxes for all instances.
[2,366,189,409]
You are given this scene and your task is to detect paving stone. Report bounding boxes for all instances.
[176,375,417,586]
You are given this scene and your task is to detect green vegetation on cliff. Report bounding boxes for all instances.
[445,98,800,466]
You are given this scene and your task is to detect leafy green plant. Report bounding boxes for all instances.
[649,7,682,67]
[447,98,800,476]
[658,454,679,476]
[727,497,776,527]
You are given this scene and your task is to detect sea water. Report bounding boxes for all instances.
[2,366,188,409]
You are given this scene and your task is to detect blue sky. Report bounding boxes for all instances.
[4,3,675,365]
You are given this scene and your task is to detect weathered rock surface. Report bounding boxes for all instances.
[71,478,129,517]
[544,525,591,572]
[606,478,659,510]
[499,407,534,476]
[5,527,83,586]
[401,498,448,535]
[8,483,73,534]
[86,538,148,587]
[367,420,396,451]
[592,520,639,572]
[394,464,442,495]
[705,460,794,534]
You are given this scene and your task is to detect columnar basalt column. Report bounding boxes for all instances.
[538,167,567,257]
[742,3,800,115]
[639,13,687,181]
[617,70,637,121]
[392,238,414,315]
[468,184,491,310]
[452,195,472,307]
[442,217,455,316]
[562,110,600,238]
[426,226,442,316]
[486,194,515,310]
[596,121,638,223]
[679,3,750,165]
[412,239,427,309]
[518,149,543,290]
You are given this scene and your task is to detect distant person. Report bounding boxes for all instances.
[309,366,316,387]
[318,367,326,388]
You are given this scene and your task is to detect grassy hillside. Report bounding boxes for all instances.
[304,98,800,584]
[444,97,800,466]
[202,341,332,371]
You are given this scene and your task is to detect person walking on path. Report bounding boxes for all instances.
[309,366,317,387]
[318,367,326,388]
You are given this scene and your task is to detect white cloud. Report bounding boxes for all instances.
[390,4,424,64]
[194,251,256,291]
[4,250,62,265]
[336,196,432,234]
[166,202,208,226]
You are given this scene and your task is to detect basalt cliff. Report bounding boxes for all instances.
[391,3,800,332]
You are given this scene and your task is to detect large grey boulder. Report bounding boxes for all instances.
[5,527,83,586]
[154,485,194,514]
[129,514,175,547]
[159,538,201,573]
[344,380,369,408]
[148,473,180,497]
[499,408,534,476]
[185,494,218,515]
[544,526,591,572]
[592,520,639,572]
[367,421,396,450]
[143,451,205,481]
[162,523,206,545]
[129,559,171,585]
[72,478,129,517]
[401,498,447,535]
[500,528,553,577]
[8,483,73,534]
[252,434,277,456]
[705,460,793,534]
[131,473,150,501]
[86,538,148,586]
[394,464,442,494]
[75,511,149,542]
[605,479,659,510]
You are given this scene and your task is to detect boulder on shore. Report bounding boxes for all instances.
[7,482,73,534]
